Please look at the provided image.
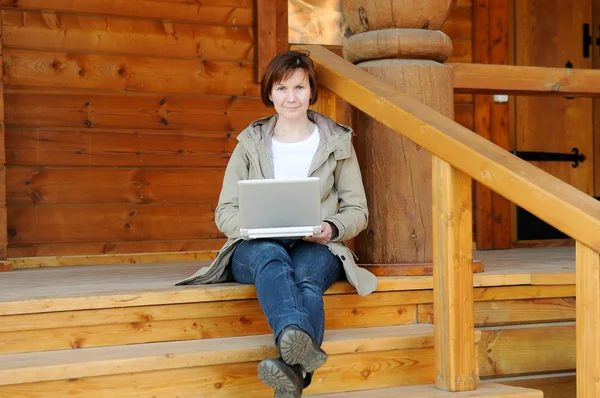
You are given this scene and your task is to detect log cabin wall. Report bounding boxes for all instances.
[0,0,474,262]
[1,1,273,260]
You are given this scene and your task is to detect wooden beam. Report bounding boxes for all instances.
[576,241,600,398]
[451,63,600,96]
[433,158,475,391]
[293,44,600,254]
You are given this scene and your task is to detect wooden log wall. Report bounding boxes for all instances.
[0,0,474,260]
[0,0,274,258]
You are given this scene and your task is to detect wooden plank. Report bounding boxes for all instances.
[312,383,543,398]
[7,239,225,258]
[295,44,600,254]
[6,129,237,168]
[433,158,475,391]
[0,348,435,396]
[0,290,432,333]
[454,103,473,130]
[2,10,254,61]
[5,89,270,131]
[443,6,472,40]
[3,49,261,97]
[448,38,473,63]
[499,374,575,398]
[419,297,576,326]
[478,324,575,377]
[0,305,417,354]
[488,0,511,249]
[0,325,435,385]
[0,0,253,26]
[11,250,218,269]
[0,10,7,261]
[452,63,600,96]
[6,168,224,205]
[7,204,222,245]
[473,0,492,250]
[576,242,600,398]
[256,0,277,81]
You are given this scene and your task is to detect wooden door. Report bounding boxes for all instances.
[515,0,595,241]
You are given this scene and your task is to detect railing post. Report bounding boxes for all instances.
[576,241,600,398]
[433,157,476,392]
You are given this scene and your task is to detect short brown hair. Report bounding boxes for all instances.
[260,50,318,107]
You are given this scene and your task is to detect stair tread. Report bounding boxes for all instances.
[0,324,438,386]
[310,382,543,397]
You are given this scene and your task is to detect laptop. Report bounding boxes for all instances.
[238,177,322,240]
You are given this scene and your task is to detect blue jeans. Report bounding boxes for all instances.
[231,239,343,346]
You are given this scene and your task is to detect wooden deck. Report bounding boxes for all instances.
[0,247,575,315]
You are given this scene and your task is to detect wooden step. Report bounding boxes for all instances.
[0,324,482,397]
[311,382,543,397]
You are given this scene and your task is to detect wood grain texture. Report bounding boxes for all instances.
[0,10,7,260]
[433,158,475,391]
[0,325,436,386]
[256,0,277,81]
[0,257,577,316]
[500,375,575,398]
[2,10,254,61]
[443,6,472,39]
[3,49,261,96]
[473,0,492,250]
[419,297,576,326]
[12,250,218,269]
[7,204,222,245]
[0,0,253,26]
[311,383,543,398]
[514,0,595,210]
[0,305,417,354]
[478,324,575,377]
[296,44,600,254]
[351,60,453,265]
[6,168,224,205]
[5,90,270,133]
[6,129,237,168]
[8,239,225,258]
[488,0,511,249]
[0,348,435,396]
[576,242,600,398]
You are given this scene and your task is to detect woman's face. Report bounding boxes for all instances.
[269,68,312,121]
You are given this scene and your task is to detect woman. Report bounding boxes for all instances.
[177,50,377,397]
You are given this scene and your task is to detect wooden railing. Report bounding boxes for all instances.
[295,44,600,398]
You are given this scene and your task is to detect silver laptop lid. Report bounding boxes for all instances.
[238,177,321,230]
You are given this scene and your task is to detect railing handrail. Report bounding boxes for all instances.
[450,62,600,96]
[294,44,600,254]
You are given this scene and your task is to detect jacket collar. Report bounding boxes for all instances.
[238,110,353,160]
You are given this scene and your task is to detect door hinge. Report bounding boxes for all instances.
[512,147,586,168]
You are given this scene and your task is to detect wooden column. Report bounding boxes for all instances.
[341,0,456,274]
[576,241,600,398]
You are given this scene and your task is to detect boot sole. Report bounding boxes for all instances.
[257,359,302,398]
[279,328,328,373]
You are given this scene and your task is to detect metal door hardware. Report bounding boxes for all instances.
[512,147,586,168]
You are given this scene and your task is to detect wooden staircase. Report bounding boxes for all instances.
[0,248,576,397]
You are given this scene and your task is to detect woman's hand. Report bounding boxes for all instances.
[303,222,333,244]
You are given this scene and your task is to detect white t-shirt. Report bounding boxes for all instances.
[272,125,320,179]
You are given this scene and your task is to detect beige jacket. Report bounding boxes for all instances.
[176,111,377,296]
